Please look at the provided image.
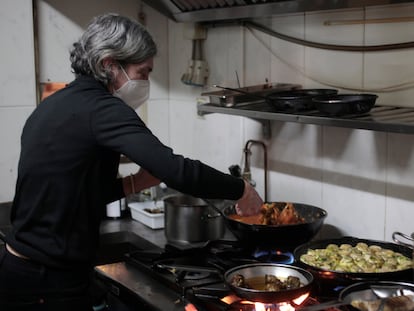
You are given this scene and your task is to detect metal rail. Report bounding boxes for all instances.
[197,102,414,134]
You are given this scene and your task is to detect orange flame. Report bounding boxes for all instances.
[221,292,310,310]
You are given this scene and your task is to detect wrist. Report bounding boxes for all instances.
[239,180,249,201]
[129,174,136,194]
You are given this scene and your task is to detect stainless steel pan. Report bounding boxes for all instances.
[224,263,314,303]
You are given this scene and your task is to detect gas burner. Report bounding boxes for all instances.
[223,293,310,311]
[181,270,211,281]
[252,249,294,264]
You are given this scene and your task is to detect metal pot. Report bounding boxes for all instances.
[164,195,225,244]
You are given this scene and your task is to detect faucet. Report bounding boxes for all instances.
[242,140,268,202]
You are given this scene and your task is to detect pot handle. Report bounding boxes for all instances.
[203,213,221,220]
[203,199,226,217]
[392,231,413,249]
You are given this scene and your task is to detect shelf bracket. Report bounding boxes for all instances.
[259,119,272,140]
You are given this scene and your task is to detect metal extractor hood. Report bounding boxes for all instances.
[142,0,414,23]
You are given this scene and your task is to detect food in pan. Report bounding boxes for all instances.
[351,294,414,311]
[300,242,412,273]
[230,273,302,291]
[228,202,305,225]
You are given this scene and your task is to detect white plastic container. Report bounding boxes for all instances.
[128,201,164,229]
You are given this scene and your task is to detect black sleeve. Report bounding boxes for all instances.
[91,99,244,200]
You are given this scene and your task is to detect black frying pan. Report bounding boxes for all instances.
[266,89,338,111]
[224,263,314,303]
[213,85,338,112]
[293,236,413,285]
[207,201,327,249]
[312,94,378,116]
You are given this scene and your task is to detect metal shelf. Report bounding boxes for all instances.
[197,102,414,135]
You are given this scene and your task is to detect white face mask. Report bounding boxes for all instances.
[113,65,150,110]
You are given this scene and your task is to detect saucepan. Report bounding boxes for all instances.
[164,195,225,244]
[213,85,338,112]
[206,201,327,249]
[224,263,314,303]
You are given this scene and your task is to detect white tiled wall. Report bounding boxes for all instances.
[0,0,36,201]
[1,0,414,242]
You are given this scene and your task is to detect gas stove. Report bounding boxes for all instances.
[95,239,346,311]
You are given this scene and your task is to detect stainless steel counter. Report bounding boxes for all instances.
[97,218,179,310]
[96,217,236,310]
[95,262,189,311]
[100,217,168,248]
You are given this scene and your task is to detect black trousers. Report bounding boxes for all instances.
[0,246,94,311]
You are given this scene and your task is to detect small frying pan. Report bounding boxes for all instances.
[224,263,314,303]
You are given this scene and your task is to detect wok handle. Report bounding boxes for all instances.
[212,85,267,101]
[392,231,413,249]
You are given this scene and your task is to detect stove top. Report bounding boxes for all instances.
[119,240,344,311]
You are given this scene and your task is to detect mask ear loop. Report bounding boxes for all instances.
[118,64,131,81]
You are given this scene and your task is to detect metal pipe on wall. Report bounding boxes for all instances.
[243,140,268,202]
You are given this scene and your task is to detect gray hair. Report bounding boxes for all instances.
[70,13,157,85]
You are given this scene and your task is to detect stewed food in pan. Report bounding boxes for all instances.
[230,273,302,291]
[228,202,305,225]
[300,242,412,273]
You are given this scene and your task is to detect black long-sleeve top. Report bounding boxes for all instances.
[6,75,244,269]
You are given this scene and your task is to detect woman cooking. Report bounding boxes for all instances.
[0,13,263,311]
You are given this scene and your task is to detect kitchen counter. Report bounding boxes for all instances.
[100,216,168,248]
[97,217,182,311]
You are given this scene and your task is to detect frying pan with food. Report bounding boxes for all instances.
[207,201,327,249]
[294,236,413,285]
[224,263,314,303]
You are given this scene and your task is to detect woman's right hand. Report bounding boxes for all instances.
[133,168,161,193]
[124,168,161,195]
[235,180,263,216]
